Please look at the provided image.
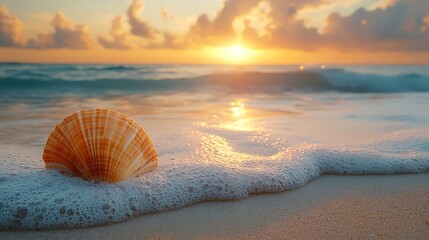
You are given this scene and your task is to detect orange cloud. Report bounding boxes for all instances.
[233,1,275,39]
[177,0,429,51]
[27,12,94,49]
[0,5,24,47]
[244,0,321,50]
[98,16,131,50]
[148,0,322,49]
[420,15,429,33]
[1,0,429,52]
[127,0,157,38]
[186,0,261,46]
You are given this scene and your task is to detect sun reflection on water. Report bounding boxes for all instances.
[220,100,256,131]
[230,101,246,118]
[195,99,289,166]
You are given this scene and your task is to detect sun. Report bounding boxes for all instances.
[207,44,254,64]
[230,45,246,59]
[226,44,249,63]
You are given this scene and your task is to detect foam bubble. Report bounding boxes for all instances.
[0,127,428,230]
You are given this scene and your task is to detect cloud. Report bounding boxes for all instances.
[149,32,187,49]
[186,0,261,46]
[124,0,322,50]
[323,1,429,51]
[27,11,93,49]
[0,5,24,47]
[178,0,429,51]
[1,0,429,52]
[245,0,321,50]
[127,0,157,38]
[179,0,322,49]
[98,16,132,50]
[161,7,170,21]
[233,1,275,39]
[420,15,429,33]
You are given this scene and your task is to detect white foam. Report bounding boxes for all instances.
[0,126,428,230]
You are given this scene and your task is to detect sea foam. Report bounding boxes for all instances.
[0,126,428,230]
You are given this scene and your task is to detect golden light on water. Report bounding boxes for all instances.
[221,100,255,131]
[230,101,246,118]
[197,99,285,167]
[199,99,257,132]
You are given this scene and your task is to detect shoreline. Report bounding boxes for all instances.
[1,173,428,239]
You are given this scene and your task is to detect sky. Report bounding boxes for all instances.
[0,0,429,64]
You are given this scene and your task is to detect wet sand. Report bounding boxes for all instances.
[1,173,428,239]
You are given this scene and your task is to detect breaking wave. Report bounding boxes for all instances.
[1,68,429,97]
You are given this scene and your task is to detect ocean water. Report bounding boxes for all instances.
[0,64,429,229]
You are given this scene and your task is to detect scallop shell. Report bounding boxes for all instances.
[43,109,157,182]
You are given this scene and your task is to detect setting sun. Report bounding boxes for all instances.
[211,44,254,64]
[230,45,245,59]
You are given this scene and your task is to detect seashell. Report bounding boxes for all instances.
[43,108,157,182]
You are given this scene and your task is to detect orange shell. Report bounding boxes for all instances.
[43,109,157,182]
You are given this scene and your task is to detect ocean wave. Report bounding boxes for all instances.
[88,65,138,71]
[321,69,429,92]
[1,69,429,95]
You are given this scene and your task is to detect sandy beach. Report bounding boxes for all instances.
[1,173,428,239]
